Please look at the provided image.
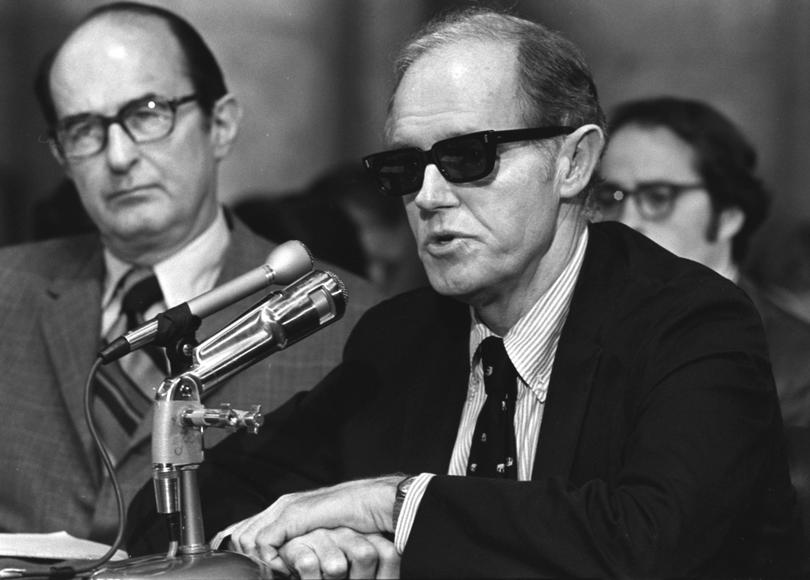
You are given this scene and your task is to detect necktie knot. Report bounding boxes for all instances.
[120,269,163,329]
[479,336,516,399]
[110,267,168,374]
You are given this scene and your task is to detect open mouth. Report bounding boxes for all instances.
[425,232,465,251]
[434,233,456,244]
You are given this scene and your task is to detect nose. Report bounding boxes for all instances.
[104,122,139,172]
[413,164,458,212]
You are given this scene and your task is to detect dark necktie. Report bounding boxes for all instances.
[120,272,168,375]
[466,336,518,479]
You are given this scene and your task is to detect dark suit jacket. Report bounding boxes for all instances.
[0,218,379,544]
[127,222,803,578]
[738,276,810,429]
[739,276,810,564]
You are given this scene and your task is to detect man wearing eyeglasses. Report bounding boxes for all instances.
[0,2,378,547]
[595,96,768,283]
[597,95,810,547]
[126,8,803,579]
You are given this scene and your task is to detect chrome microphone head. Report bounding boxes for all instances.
[186,269,347,391]
[266,240,314,285]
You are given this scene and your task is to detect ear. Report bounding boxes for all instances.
[554,124,604,200]
[717,206,745,241]
[209,93,242,160]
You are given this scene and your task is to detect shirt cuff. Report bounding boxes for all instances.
[393,472,435,554]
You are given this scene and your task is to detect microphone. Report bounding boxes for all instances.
[99,240,313,364]
[182,269,347,390]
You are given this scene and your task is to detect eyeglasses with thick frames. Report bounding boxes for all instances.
[592,180,705,222]
[362,126,575,196]
[51,93,198,161]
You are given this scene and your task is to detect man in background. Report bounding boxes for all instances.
[128,9,802,578]
[0,1,377,545]
[597,96,810,535]
[596,96,766,283]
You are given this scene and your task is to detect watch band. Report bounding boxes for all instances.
[392,474,416,532]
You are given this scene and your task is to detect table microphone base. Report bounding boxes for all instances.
[88,550,271,579]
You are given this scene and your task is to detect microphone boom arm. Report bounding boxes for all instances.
[99,239,314,365]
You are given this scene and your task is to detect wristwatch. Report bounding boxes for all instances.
[392,474,416,531]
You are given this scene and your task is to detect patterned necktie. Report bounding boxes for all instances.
[94,268,167,446]
[119,271,168,375]
[466,336,518,479]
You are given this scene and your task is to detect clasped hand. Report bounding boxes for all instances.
[216,476,402,579]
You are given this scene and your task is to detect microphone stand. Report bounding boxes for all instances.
[88,269,346,579]
[89,324,271,580]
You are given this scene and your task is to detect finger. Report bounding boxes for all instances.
[279,539,328,580]
[364,533,401,579]
[268,555,295,579]
[229,503,285,558]
[280,530,353,580]
[327,528,379,580]
[221,519,256,556]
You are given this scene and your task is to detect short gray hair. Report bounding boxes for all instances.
[389,7,605,132]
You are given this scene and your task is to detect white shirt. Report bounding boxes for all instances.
[394,228,589,553]
[100,208,231,337]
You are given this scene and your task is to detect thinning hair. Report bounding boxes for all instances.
[388,7,605,134]
[34,1,227,127]
[609,96,770,262]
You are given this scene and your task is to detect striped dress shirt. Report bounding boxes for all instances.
[394,228,589,553]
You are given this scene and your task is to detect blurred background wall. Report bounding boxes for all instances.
[0,0,807,266]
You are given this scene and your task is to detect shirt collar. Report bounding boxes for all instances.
[469,227,588,401]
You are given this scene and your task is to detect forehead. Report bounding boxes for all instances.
[387,40,522,147]
[602,124,699,182]
[49,15,189,117]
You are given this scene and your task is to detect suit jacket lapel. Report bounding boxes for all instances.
[532,225,612,480]
[399,296,471,474]
[40,239,104,478]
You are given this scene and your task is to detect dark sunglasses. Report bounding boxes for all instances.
[362,126,574,196]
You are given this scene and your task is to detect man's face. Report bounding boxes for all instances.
[48,16,223,262]
[387,41,565,307]
[599,124,732,269]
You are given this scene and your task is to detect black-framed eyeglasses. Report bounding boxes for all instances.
[51,93,198,161]
[592,180,705,222]
[362,126,575,196]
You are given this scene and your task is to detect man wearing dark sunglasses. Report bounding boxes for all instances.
[127,8,803,579]
[0,1,378,549]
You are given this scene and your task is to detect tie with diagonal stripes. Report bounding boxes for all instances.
[93,268,168,459]
[119,272,168,376]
